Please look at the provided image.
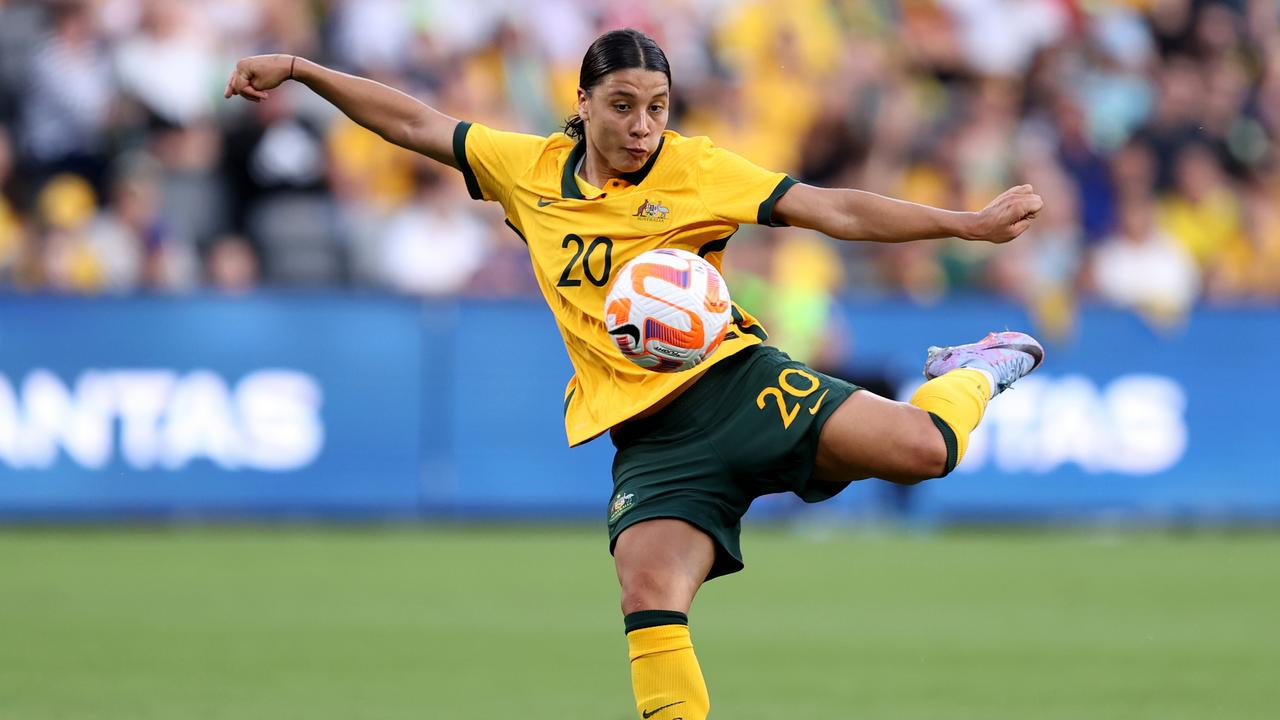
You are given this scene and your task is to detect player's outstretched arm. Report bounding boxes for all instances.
[773,183,1043,244]
[223,54,459,168]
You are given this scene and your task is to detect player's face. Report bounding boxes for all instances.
[578,68,670,175]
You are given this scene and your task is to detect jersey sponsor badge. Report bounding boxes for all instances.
[608,491,637,524]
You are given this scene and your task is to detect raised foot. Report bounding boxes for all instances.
[923,331,1044,396]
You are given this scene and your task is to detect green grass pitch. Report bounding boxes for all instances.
[2,526,1277,719]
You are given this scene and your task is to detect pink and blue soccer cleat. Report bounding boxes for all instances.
[923,331,1045,397]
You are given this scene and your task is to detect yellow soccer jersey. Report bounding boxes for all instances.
[454,121,797,446]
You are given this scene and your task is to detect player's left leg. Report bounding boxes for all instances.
[614,518,715,720]
[813,331,1043,484]
[812,390,952,483]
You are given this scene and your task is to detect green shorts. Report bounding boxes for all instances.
[607,345,861,580]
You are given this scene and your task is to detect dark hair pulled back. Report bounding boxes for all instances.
[563,28,671,140]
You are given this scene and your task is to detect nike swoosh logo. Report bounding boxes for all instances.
[642,701,685,718]
[807,388,830,415]
[536,198,560,207]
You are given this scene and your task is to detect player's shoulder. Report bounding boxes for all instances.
[467,121,570,153]
[660,129,716,157]
[537,131,576,159]
[657,131,750,174]
[647,130,717,185]
[465,122,574,185]
[525,132,577,183]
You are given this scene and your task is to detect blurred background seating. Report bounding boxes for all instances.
[0,0,1275,326]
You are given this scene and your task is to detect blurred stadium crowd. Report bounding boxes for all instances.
[0,0,1277,332]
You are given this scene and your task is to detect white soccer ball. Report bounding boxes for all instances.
[603,248,733,373]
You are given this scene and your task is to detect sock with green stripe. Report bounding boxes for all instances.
[625,610,709,720]
[909,368,991,475]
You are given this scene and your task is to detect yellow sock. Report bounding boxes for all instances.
[625,611,709,720]
[910,368,991,474]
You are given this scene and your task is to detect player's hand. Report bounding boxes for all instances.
[224,54,294,103]
[966,185,1043,243]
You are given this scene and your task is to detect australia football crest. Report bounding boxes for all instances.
[608,491,637,524]
[633,198,670,223]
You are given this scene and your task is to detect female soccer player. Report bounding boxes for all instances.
[226,28,1044,720]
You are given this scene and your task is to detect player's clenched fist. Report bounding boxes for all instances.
[968,184,1044,244]
[224,54,295,103]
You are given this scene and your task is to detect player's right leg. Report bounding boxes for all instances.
[813,331,1043,484]
[608,386,745,720]
[606,347,780,720]
[614,519,714,720]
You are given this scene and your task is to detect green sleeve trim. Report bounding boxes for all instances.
[730,304,768,341]
[756,175,798,227]
[453,121,483,201]
[503,218,527,245]
[624,610,688,634]
[697,230,736,258]
[927,412,959,476]
[562,387,576,417]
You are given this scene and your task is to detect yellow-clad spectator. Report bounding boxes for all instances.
[0,197,23,281]
[1158,143,1248,269]
[769,228,846,365]
[327,117,418,210]
[680,76,795,172]
[710,0,842,172]
[0,128,21,280]
[1210,182,1280,300]
[714,0,841,79]
[36,173,105,293]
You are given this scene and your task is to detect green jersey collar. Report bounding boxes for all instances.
[560,136,666,200]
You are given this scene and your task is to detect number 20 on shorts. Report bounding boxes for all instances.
[756,368,827,429]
